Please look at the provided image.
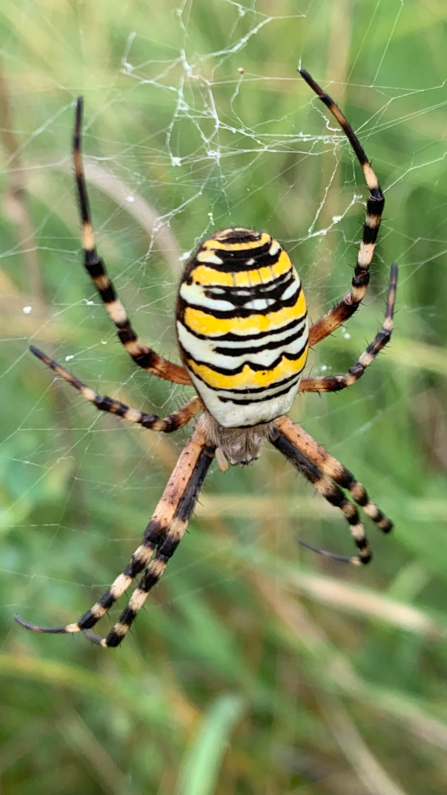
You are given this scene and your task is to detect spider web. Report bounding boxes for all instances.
[1,0,446,651]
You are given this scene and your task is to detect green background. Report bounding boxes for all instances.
[1,1,447,793]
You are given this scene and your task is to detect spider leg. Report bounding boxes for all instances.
[274,416,392,534]
[269,422,371,564]
[15,416,215,648]
[73,97,191,386]
[299,69,385,346]
[300,262,397,394]
[30,346,202,432]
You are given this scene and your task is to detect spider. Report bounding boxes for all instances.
[15,68,397,649]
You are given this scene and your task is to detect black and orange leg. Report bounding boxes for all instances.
[15,416,215,648]
[30,346,202,432]
[300,262,397,394]
[269,422,371,564]
[274,416,392,536]
[73,97,191,386]
[299,69,385,346]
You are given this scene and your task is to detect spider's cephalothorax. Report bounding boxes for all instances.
[16,69,397,649]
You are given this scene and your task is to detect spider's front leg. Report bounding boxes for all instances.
[299,69,385,346]
[274,415,392,531]
[269,420,371,564]
[269,416,393,564]
[15,416,215,648]
[73,97,191,386]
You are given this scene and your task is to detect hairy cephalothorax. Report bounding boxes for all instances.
[15,68,396,649]
[203,414,275,467]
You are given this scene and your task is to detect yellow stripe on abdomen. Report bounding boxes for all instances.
[201,232,271,251]
[184,288,306,337]
[192,250,292,288]
[186,348,308,391]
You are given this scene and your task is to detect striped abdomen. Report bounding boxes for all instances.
[177,229,308,428]
[176,228,309,428]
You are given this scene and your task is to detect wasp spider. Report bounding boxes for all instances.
[16,69,397,648]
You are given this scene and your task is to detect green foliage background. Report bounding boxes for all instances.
[1,1,447,793]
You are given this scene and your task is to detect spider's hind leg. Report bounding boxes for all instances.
[73,97,191,386]
[299,69,385,346]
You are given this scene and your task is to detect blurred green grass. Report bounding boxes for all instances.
[1,1,447,793]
